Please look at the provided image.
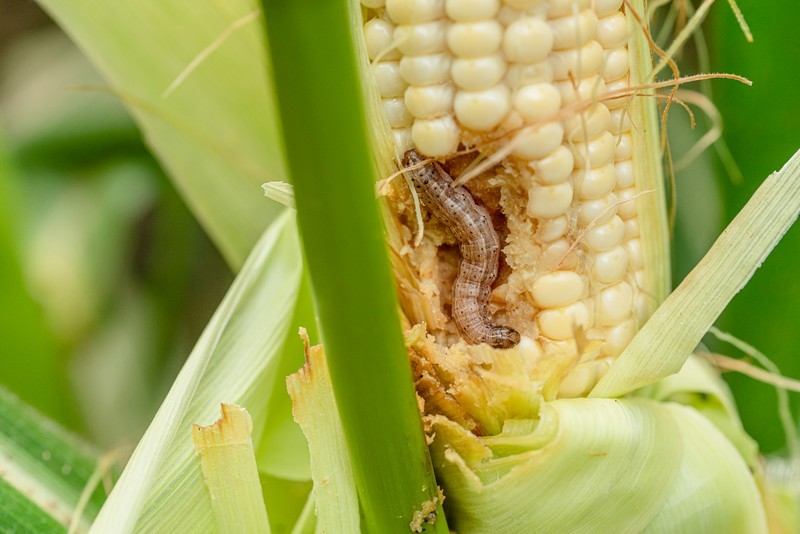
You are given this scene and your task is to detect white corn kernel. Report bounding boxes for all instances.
[527,182,573,218]
[549,10,598,50]
[577,192,618,225]
[604,77,630,109]
[511,122,564,159]
[604,318,636,355]
[541,238,579,269]
[512,83,561,122]
[538,301,591,340]
[549,40,604,80]
[531,145,574,184]
[594,0,623,17]
[393,128,414,152]
[372,61,408,97]
[547,0,590,18]
[536,215,569,242]
[574,164,616,199]
[598,281,633,325]
[571,131,616,168]
[624,218,639,239]
[364,18,400,60]
[504,0,544,9]
[608,107,631,133]
[625,237,643,269]
[602,47,629,81]
[616,187,637,219]
[399,54,452,85]
[386,0,445,24]
[584,215,624,251]
[412,116,461,156]
[531,270,585,308]
[564,103,611,140]
[615,159,634,187]
[445,0,500,21]
[451,55,507,90]
[503,18,554,63]
[395,21,448,55]
[383,97,414,127]
[505,61,554,88]
[447,21,503,57]
[556,75,607,105]
[614,132,632,161]
[405,84,454,118]
[591,245,628,283]
[454,85,511,130]
[595,12,628,49]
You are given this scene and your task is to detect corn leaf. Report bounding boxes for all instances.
[591,147,800,397]
[34,0,284,268]
[88,210,303,533]
[0,387,115,532]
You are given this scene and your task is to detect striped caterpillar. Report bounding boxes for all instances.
[402,149,521,349]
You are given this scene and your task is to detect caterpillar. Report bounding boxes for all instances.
[402,149,521,349]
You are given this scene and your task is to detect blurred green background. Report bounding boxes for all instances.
[0,0,797,454]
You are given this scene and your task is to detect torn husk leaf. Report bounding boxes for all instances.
[286,330,359,534]
[192,404,269,534]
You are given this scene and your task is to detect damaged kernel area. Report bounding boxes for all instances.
[366,0,659,396]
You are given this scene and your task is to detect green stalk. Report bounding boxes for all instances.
[259,2,447,532]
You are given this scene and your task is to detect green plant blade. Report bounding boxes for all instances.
[34,0,285,268]
[0,387,115,532]
[260,1,447,532]
[88,210,302,533]
[591,147,800,398]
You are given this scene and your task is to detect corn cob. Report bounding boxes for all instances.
[364,0,668,397]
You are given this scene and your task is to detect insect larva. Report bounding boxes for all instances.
[402,149,521,349]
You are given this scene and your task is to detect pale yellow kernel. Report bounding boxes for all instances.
[625,237,643,269]
[536,215,569,242]
[602,47,629,81]
[584,215,624,251]
[412,116,460,156]
[503,17,554,63]
[364,19,401,60]
[531,270,585,308]
[505,61,554,89]
[564,103,611,140]
[537,301,591,340]
[540,238,579,269]
[372,61,408,97]
[445,0,500,21]
[570,131,616,168]
[549,40,604,81]
[634,268,645,289]
[593,0,623,18]
[405,84,454,118]
[386,0,445,24]
[547,0,590,18]
[454,85,511,130]
[394,21,448,55]
[504,0,545,9]
[615,159,634,188]
[608,107,631,134]
[511,122,564,159]
[624,218,639,239]
[496,5,522,26]
[574,164,616,200]
[598,281,633,326]
[549,10,598,50]
[451,55,507,90]
[363,0,386,8]
[447,21,503,57]
[595,12,628,49]
[634,292,649,322]
[604,318,635,355]
[399,54,452,85]
[512,82,561,122]
[531,144,574,184]
[591,245,628,283]
[555,75,607,105]
[614,132,632,161]
[393,128,414,152]
[616,187,637,219]
[500,110,524,131]
[604,76,629,109]
[577,192,618,226]
[526,181,573,218]
[383,97,414,127]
